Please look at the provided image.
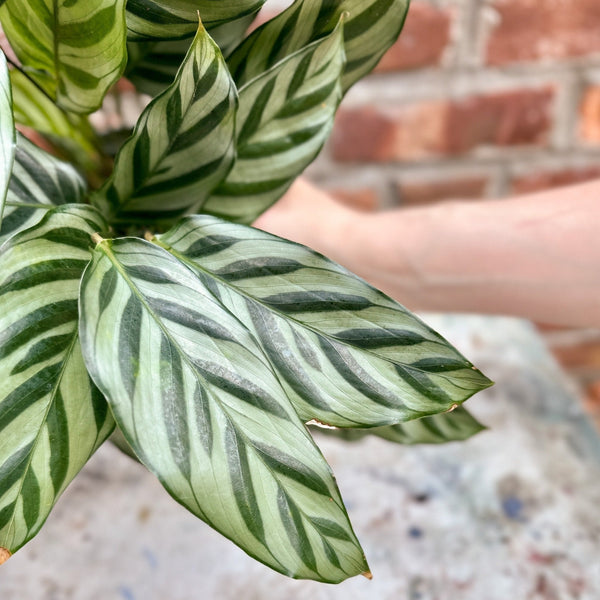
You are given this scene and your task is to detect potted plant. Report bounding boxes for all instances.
[0,0,491,583]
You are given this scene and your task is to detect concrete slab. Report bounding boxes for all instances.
[2,316,600,599]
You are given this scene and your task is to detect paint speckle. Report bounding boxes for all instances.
[408,526,424,539]
[118,585,136,600]
[502,495,525,521]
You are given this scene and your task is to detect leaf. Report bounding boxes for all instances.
[201,19,345,224]
[79,237,368,583]
[9,70,100,175]
[313,406,486,445]
[157,216,493,428]
[0,50,15,232]
[95,23,237,225]
[228,0,409,93]
[125,0,266,41]
[0,204,114,555]
[0,135,86,248]
[0,0,128,113]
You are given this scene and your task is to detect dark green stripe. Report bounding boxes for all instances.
[260,291,372,313]
[238,78,276,144]
[224,420,265,542]
[0,363,63,434]
[253,442,331,497]
[0,442,34,499]
[47,388,70,494]
[332,328,428,349]
[160,336,191,479]
[0,300,78,360]
[0,259,88,296]
[193,383,212,456]
[118,294,142,398]
[10,333,73,375]
[215,258,303,281]
[181,233,238,259]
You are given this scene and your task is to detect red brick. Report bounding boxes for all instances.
[486,0,600,65]
[375,2,452,72]
[512,166,600,194]
[330,188,380,212]
[551,340,600,371]
[331,87,554,162]
[396,176,488,206]
[579,86,600,144]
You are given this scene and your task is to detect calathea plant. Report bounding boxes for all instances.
[0,0,492,583]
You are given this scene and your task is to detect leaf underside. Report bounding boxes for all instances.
[79,237,368,582]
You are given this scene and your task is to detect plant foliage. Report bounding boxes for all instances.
[0,0,492,582]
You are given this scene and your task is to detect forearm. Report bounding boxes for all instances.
[256,179,600,327]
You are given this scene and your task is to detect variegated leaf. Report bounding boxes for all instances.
[0,135,86,248]
[0,204,114,558]
[156,216,493,428]
[0,0,128,113]
[0,50,15,232]
[95,23,237,225]
[314,406,486,445]
[79,237,369,582]
[9,70,100,175]
[201,20,345,224]
[125,0,266,41]
[228,0,409,93]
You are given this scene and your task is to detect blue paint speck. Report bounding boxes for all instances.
[142,546,159,570]
[118,585,136,600]
[502,495,525,521]
[408,526,424,539]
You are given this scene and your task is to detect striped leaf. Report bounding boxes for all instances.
[0,50,15,232]
[79,237,369,582]
[314,406,486,445]
[125,0,266,41]
[156,216,493,428]
[0,204,114,557]
[0,0,127,113]
[9,70,100,175]
[228,0,409,93]
[95,23,237,225]
[201,20,345,224]
[0,135,86,248]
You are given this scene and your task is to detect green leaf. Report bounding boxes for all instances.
[0,135,86,248]
[201,19,345,224]
[228,0,409,93]
[157,216,493,428]
[0,50,15,233]
[0,204,114,555]
[95,23,237,225]
[314,406,486,445]
[0,0,128,113]
[79,237,368,583]
[9,70,100,174]
[125,0,266,41]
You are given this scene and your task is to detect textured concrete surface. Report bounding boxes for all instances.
[2,316,600,599]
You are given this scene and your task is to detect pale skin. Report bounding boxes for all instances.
[254,178,600,328]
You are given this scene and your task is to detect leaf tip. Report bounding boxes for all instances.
[0,547,11,565]
[361,570,373,580]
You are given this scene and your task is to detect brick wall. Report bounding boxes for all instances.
[264,0,600,412]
